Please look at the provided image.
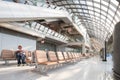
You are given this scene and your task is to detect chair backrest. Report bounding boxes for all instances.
[78,53,82,57]
[48,51,58,62]
[71,53,75,58]
[63,52,69,60]
[77,53,80,57]
[25,51,32,58]
[75,53,79,58]
[34,50,48,63]
[25,51,32,63]
[68,52,73,59]
[57,51,64,60]
[1,49,16,60]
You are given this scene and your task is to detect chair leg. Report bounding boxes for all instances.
[42,65,47,73]
[5,60,9,65]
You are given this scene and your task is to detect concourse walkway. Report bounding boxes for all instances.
[0,56,113,80]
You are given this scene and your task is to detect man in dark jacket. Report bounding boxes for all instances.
[16,45,26,66]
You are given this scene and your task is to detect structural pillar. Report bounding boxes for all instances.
[82,43,86,54]
[102,41,107,61]
[113,22,120,80]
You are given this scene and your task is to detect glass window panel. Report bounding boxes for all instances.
[88,6,93,10]
[82,5,87,9]
[74,13,79,15]
[47,29,52,34]
[113,20,117,25]
[36,24,40,29]
[38,29,42,33]
[68,9,72,13]
[56,2,62,5]
[42,4,48,8]
[106,24,110,28]
[61,1,67,4]
[95,15,100,20]
[60,35,63,38]
[80,1,86,4]
[75,18,79,21]
[87,1,93,6]
[106,19,111,24]
[78,9,82,12]
[111,23,114,28]
[62,36,65,39]
[100,21,105,26]
[84,10,88,13]
[76,5,81,8]
[55,32,58,36]
[101,15,106,20]
[70,5,76,7]
[94,3,100,8]
[73,0,79,4]
[101,11,107,16]
[65,5,70,8]
[115,15,120,22]
[24,25,30,28]
[51,30,55,35]
[90,15,94,18]
[60,35,63,39]
[116,11,120,18]
[95,12,100,17]
[73,9,78,12]
[108,9,115,15]
[101,5,108,12]
[40,25,45,31]
[31,22,37,27]
[44,27,48,32]
[64,37,67,40]
[63,37,65,39]
[108,12,114,20]
[94,0,100,3]
[68,0,74,4]
[94,8,100,13]
[109,4,117,12]
[77,22,81,26]
[58,34,61,38]
[57,34,60,38]
[62,36,65,40]
[89,10,94,15]
[111,0,119,6]
[80,13,84,16]
[101,0,109,6]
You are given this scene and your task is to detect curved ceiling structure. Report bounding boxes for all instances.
[51,0,120,43]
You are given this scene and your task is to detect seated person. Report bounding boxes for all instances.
[15,45,26,66]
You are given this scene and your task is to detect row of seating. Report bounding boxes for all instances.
[1,49,32,64]
[0,49,94,72]
[34,50,94,72]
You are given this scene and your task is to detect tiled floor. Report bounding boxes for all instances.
[0,56,113,80]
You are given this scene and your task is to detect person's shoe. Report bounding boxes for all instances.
[17,64,20,66]
[22,64,25,66]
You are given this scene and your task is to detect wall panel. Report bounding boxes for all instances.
[0,28,36,55]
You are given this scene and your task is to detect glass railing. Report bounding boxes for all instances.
[20,22,69,42]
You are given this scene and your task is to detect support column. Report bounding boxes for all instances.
[82,43,86,54]
[113,22,120,80]
[102,41,107,61]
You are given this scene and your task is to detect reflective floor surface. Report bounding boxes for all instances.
[0,56,113,80]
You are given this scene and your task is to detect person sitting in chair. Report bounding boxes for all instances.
[16,45,26,66]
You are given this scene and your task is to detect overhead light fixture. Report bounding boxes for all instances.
[41,39,45,44]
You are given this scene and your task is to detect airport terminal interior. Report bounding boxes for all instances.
[0,0,120,80]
